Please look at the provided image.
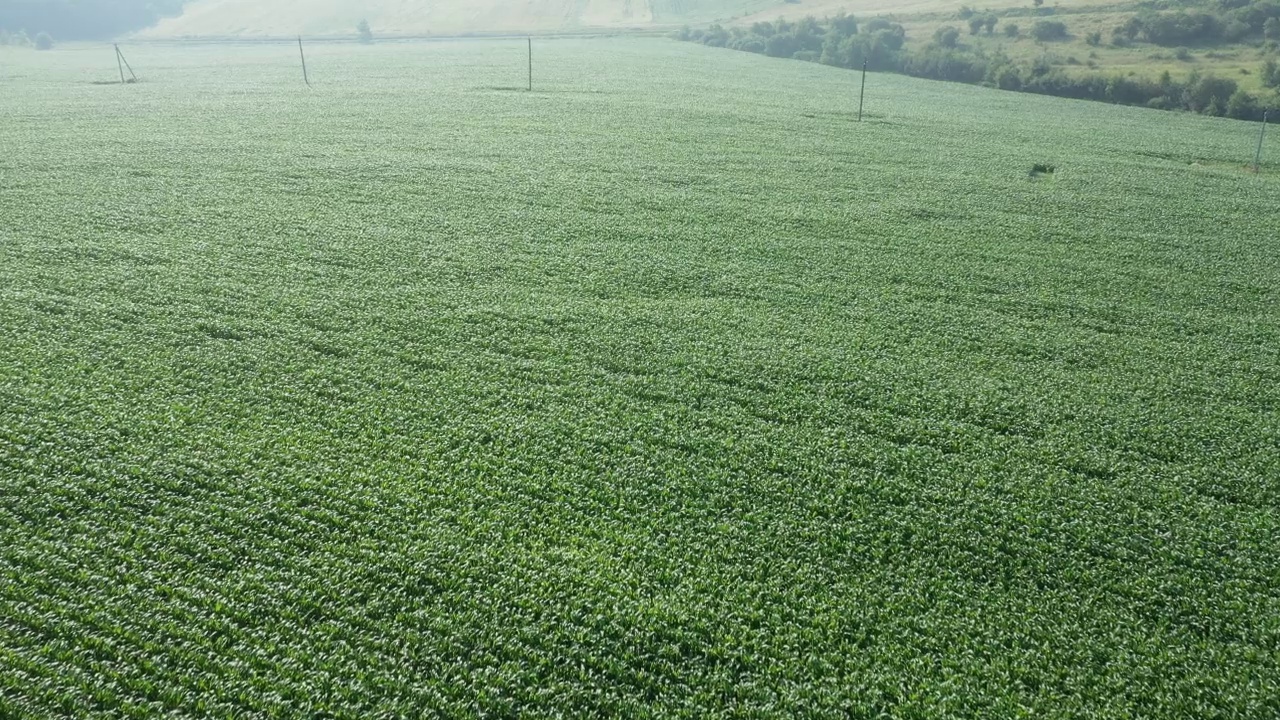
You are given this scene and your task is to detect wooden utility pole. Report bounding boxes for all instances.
[115,44,125,84]
[858,59,867,122]
[115,45,137,83]
[1255,109,1269,173]
[528,37,533,92]
[298,36,310,86]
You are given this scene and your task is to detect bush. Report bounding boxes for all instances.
[1032,20,1069,41]
[34,31,53,50]
[1004,23,1020,38]
[1268,17,1280,39]
[356,19,372,44]
[1183,73,1238,112]
[969,17,985,35]
[1227,88,1260,118]
[1132,11,1224,46]
[1086,31,1102,46]
[1263,57,1280,87]
[1175,46,1193,61]
[934,26,961,48]
[1222,19,1251,41]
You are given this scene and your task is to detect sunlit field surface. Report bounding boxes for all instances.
[1,39,1278,718]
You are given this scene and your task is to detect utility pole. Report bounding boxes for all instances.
[1255,108,1269,173]
[298,36,310,87]
[858,59,867,122]
[528,37,533,92]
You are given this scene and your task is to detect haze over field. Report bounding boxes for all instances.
[134,0,1106,38]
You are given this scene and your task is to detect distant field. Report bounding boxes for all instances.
[135,0,1110,38]
[1,38,1278,717]
[137,0,784,37]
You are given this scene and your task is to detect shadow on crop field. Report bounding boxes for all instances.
[475,86,613,94]
[1135,150,1276,177]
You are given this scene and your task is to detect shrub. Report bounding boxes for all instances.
[1035,21,1069,42]
[357,19,373,44]
[969,17,985,35]
[34,31,53,50]
[1268,17,1280,40]
[984,16,999,34]
[1086,31,1102,46]
[1263,57,1280,87]
[1032,20,1069,41]
[1227,88,1260,118]
[934,26,961,48]
[1175,46,1193,61]
[1004,23,1020,38]
[1222,19,1250,41]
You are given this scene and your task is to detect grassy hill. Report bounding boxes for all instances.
[2,36,1278,718]
[136,0,782,38]
[135,0,1077,39]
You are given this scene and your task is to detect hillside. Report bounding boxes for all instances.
[136,0,1025,39]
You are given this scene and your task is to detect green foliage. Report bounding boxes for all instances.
[1004,23,1021,38]
[1263,56,1280,87]
[679,11,1269,121]
[1086,30,1103,46]
[33,31,51,50]
[1114,2,1280,48]
[969,17,985,35]
[1031,20,1069,42]
[1,38,1279,719]
[1227,87,1260,117]
[356,19,373,44]
[934,25,961,48]
[1268,16,1280,38]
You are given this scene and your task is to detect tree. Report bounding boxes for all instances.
[34,31,53,50]
[1227,88,1259,119]
[1267,17,1280,40]
[1032,20,1069,41]
[1263,57,1280,88]
[357,19,373,44]
[830,12,858,38]
[1086,30,1102,46]
[969,17,985,35]
[984,15,999,34]
[1004,23,1020,38]
[934,25,961,48]
[1034,0,1045,7]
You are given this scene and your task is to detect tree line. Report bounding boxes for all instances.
[677,8,1279,122]
[0,0,188,43]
